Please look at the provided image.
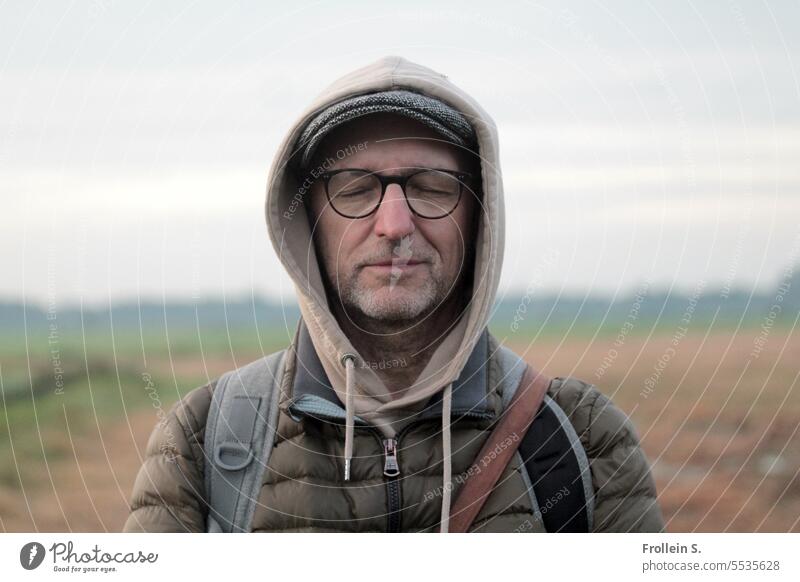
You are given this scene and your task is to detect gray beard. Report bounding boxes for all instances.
[338,264,451,323]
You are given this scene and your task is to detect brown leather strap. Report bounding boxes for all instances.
[445,364,552,533]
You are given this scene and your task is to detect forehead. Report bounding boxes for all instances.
[308,112,474,172]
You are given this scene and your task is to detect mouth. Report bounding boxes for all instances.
[361,259,428,274]
[364,259,425,267]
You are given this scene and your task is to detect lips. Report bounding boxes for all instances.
[365,260,424,267]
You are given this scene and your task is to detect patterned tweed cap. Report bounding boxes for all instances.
[295,89,477,171]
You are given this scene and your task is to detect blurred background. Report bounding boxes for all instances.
[1,0,798,532]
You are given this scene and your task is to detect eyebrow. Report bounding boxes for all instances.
[336,167,463,175]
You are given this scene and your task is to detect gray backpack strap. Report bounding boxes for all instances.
[204,349,287,533]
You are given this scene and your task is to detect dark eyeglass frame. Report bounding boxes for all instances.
[316,167,475,219]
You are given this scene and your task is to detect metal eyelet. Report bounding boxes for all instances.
[340,353,357,367]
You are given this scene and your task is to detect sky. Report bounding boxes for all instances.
[2,0,799,309]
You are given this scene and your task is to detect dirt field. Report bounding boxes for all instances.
[1,326,798,532]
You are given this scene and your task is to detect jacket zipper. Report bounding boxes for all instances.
[383,437,402,532]
[382,438,400,476]
[373,419,431,532]
[292,406,492,532]
[294,415,408,532]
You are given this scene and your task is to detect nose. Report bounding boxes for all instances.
[373,183,415,239]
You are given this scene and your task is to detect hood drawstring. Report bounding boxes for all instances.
[440,382,454,533]
[342,353,356,481]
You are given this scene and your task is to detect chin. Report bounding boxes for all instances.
[352,285,435,321]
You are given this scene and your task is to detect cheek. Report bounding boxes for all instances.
[420,220,468,269]
[316,214,364,273]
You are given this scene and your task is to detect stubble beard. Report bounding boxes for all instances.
[339,260,452,323]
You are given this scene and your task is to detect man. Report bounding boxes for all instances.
[123,55,664,533]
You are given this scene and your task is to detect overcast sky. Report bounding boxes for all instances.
[2,0,799,309]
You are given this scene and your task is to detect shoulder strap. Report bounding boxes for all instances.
[446,364,551,533]
[204,349,287,533]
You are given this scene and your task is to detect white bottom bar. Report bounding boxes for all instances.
[1,533,797,581]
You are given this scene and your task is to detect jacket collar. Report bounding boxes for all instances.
[287,318,494,425]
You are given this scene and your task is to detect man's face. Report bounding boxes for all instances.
[305,113,480,324]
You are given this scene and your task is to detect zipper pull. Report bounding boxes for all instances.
[382,438,400,477]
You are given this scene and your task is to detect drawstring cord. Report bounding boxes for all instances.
[341,353,356,481]
[440,382,454,533]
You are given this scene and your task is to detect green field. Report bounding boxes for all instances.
[1,320,798,532]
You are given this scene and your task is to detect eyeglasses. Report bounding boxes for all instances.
[316,168,474,219]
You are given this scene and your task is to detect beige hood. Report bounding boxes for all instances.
[265,54,504,431]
